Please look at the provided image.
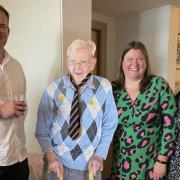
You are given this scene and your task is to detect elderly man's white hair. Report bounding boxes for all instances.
[67,39,96,58]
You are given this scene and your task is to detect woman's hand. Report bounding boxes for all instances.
[45,149,64,178]
[153,161,167,180]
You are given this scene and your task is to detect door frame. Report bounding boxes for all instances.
[92,20,107,77]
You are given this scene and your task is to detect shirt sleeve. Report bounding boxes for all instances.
[158,79,178,156]
[94,83,118,159]
[35,90,55,153]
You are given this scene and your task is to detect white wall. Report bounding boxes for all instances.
[63,0,92,73]
[1,0,61,153]
[116,5,178,90]
[92,13,117,80]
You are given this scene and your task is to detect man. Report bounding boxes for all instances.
[0,5,29,180]
[35,39,118,180]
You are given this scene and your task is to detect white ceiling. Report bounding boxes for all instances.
[92,0,180,17]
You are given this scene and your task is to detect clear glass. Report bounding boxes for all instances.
[14,94,25,101]
[9,94,26,102]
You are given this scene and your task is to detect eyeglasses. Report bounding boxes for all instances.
[68,59,91,67]
[0,24,9,32]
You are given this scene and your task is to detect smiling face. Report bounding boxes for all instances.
[67,46,96,84]
[122,49,147,82]
[0,10,9,51]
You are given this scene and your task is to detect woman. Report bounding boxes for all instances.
[166,91,180,179]
[110,41,177,180]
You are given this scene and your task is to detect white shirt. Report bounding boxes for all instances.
[0,50,27,166]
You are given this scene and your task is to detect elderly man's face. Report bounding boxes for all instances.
[0,11,9,51]
[67,47,96,84]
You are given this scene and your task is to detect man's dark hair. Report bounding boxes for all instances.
[0,5,9,21]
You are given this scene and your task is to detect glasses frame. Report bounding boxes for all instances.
[68,59,92,68]
[0,24,9,32]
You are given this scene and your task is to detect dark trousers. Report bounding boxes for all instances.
[0,158,29,180]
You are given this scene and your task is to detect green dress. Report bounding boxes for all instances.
[111,76,177,180]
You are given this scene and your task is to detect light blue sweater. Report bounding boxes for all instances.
[35,75,118,170]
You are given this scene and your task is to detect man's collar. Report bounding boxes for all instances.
[63,74,96,90]
[1,50,11,66]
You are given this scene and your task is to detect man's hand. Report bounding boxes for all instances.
[88,156,103,176]
[0,101,26,119]
[45,149,64,178]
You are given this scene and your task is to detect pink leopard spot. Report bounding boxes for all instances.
[124,161,129,169]
[144,104,149,109]
[149,145,153,152]
[142,140,148,147]
[135,126,140,131]
[142,164,147,169]
[130,148,135,155]
[164,116,171,126]
[169,143,173,147]
[165,135,171,141]
[127,138,132,144]
[161,103,168,109]
[121,132,125,138]
[135,111,140,115]
[168,150,173,156]
[147,128,153,133]
[149,170,154,179]
[118,108,123,115]
[147,113,155,121]
[151,99,157,105]
[141,132,145,136]
[131,174,136,179]
[122,149,126,153]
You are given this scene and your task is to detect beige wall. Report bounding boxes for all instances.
[92,13,117,81]
[1,0,62,153]
[175,8,180,93]
[167,7,179,91]
[179,9,180,32]
[63,0,92,73]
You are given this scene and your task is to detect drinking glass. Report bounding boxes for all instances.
[13,94,26,102]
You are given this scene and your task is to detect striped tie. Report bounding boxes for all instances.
[69,74,91,140]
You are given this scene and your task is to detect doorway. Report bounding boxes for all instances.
[91,20,107,77]
[92,20,113,180]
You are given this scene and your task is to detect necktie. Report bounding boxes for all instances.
[69,74,91,140]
